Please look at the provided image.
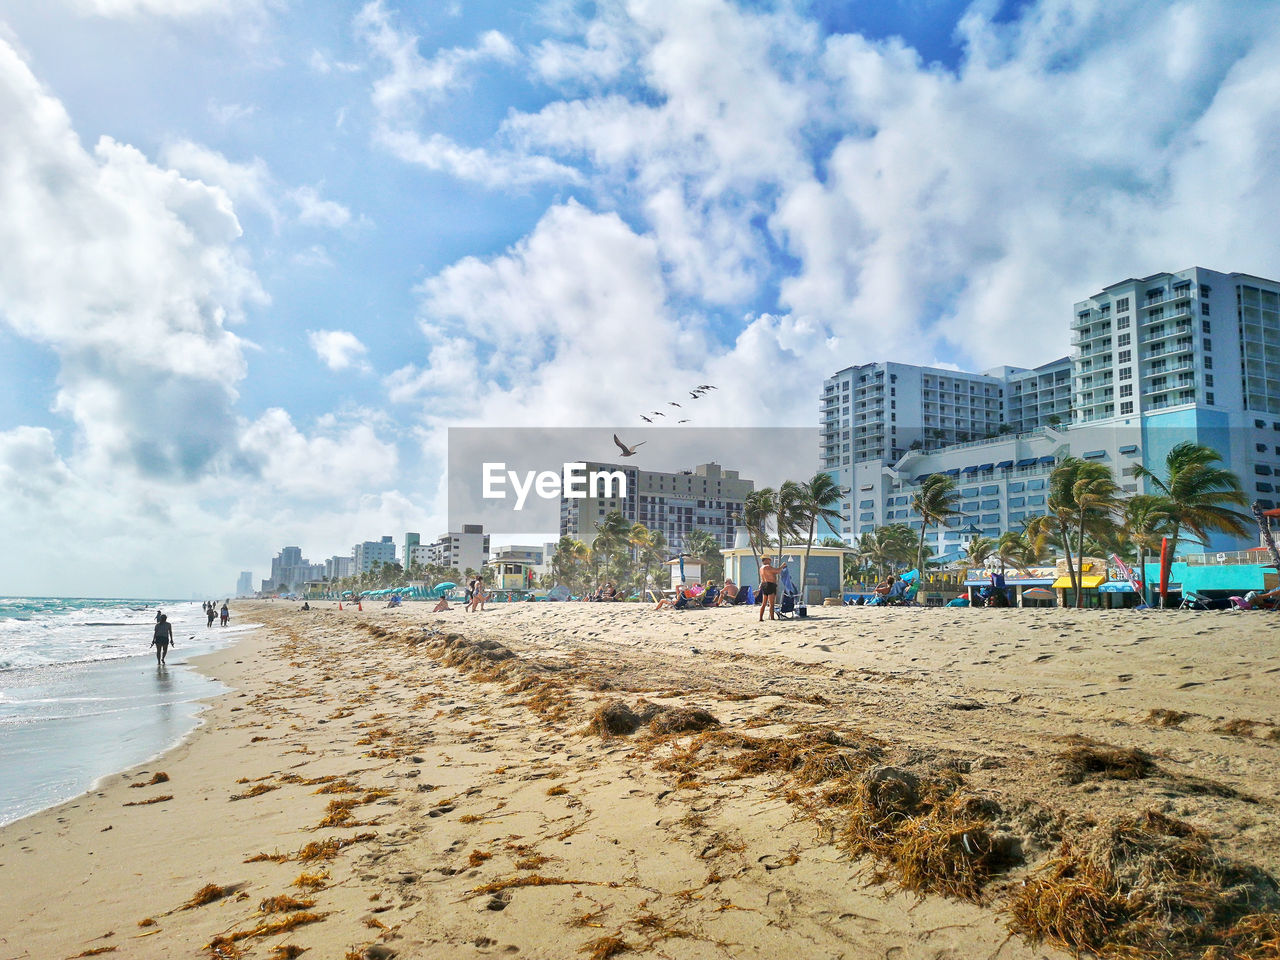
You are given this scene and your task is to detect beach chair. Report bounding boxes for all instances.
[886,583,919,606]
[776,567,802,619]
[736,585,754,605]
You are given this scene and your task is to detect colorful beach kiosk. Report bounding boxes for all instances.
[489,552,536,596]
[720,543,852,605]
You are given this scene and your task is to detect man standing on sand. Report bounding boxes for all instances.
[151,614,174,665]
[758,556,780,621]
[219,601,229,626]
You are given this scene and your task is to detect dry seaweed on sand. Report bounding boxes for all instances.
[291,871,329,891]
[1008,810,1280,958]
[123,794,173,806]
[588,700,641,737]
[183,883,233,909]
[258,894,316,913]
[230,782,281,801]
[205,913,327,954]
[472,874,600,895]
[70,948,117,957]
[1145,708,1195,728]
[647,707,721,736]
[268,947,306,959]
[1055,737,1158,784]
[128,771,169,788]
[840,766,1016,903]
[580,935,630,959]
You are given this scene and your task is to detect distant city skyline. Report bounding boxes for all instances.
[2,1,1279,595]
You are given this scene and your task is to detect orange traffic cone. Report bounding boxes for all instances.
[338,602,343,610]
[357,601,363,611]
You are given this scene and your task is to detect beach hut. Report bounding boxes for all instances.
[490,553,536,593]
[665,556,703,589]
[720,543,853,605]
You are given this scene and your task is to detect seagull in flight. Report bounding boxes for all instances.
[689,391,702,399]
[678,419,691,423]
[640,415,653,422]
[651,411,665,417]
[697,384,717,391]
[668,401,682,407]
[613,434,646,457]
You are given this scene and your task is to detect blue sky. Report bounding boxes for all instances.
[0,0,1277,596]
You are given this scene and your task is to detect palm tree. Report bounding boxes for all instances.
[910,474,962,574]
[1033,458,1089,598]
[1118,494,1175,601]
[774,480,805,563]
[865,524,916,579]
[682,528,724,582]
[1070,465,1122,607]
[592,510,630,583]
[1133,441,1250,558]
[740,488,775,570]
[795,472,847,599]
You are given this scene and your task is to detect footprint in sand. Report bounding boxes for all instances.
[1034,654,1053,663]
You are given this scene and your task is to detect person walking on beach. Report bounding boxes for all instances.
[206,602,216,628]
[151,614,174,665]
[758,556,780,621]
[219,601,229,626]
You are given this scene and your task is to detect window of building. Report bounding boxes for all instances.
[1259,482,1275,493]
[1255,465,1272,476]
[1204,356,1212,369]
[1120,401,1134,414]
[1201,302,1210,315]
[1028,479,1045,490]
[1259,444,1268,453]
[1028,495,1046,506]
[1257,419,1268,428]
[1008,481,1025,493]
[1119,367,1132,380]
[1206,393,1214,406]
[1205,374,1214,387]
[1116,315,1130,329]
[1199,285,1210,297]
[1118,350,1131,363]
[981,499,999,509]
[1116,297,1129,311]
[1201,320,1211,334]
[1203,338,1212,352]
[1117,333,1131,347]
[980,485,998,495]
[1120,383,1133,397]
[1008,497,1026,508]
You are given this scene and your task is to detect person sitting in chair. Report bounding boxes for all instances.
[716,579,738,606]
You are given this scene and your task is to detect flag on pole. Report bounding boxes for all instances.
[1111,554,1144,595]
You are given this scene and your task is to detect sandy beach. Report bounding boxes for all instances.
[2,601,1277,960]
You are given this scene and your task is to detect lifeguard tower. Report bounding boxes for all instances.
[490,553,535,594]
[664,555,703,589]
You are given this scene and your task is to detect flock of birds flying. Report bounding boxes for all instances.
[613,384,717,457]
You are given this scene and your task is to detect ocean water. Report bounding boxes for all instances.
[0,597,253,825]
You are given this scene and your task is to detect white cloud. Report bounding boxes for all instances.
[308,49,362,75]
[0,35,407,595]
[239,408,397,497]
[290,185,353,229]
[70,0,269,18]
[163,141,363,233]
[161,138,279,225]
[208,99,257,125]
[355,0,578,188]
[308,328,370,372]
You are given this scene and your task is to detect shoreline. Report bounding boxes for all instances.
[0,620,252,828]
[1,602,1275,959]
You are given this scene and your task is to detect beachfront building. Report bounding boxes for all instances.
[491,544,550,575]
[721,543,853,605]
[403,533,420,569]
[416,524,490,575]
[558,461,754,553]
[352,536,397,575]
[823,267,1280,558]
[235,571,253,598]
[325,555,353,581]
[264,546,325,594]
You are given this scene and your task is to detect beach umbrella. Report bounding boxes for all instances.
[1022,587,1056,600]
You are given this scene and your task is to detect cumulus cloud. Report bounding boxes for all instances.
[308,328,370,371]
[355,0,580,187]
[0,36,405,594]
[70,0,269,17]
[291,185,353,229]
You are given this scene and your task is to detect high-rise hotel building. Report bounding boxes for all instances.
[822,267,1280,559]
